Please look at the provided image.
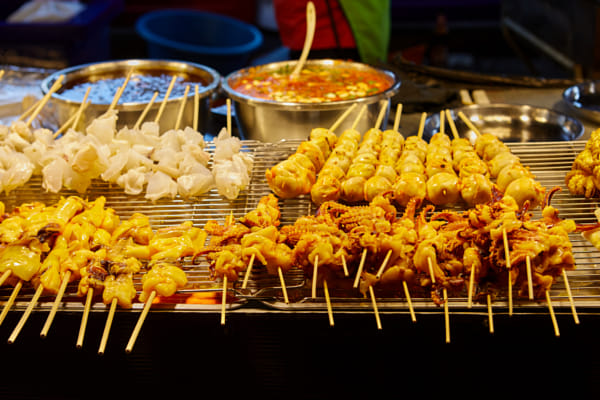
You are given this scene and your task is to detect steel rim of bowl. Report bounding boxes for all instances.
[424,103,584,141]
[221,59,401,110]
[40,59,221,110]
[563,80,600,122]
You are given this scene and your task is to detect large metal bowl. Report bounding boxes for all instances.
[40,59,220,132]
[221,59,401,141]
[563,80,600,124]
[423,103,584,142]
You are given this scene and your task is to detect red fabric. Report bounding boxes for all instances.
[273,0,356,51]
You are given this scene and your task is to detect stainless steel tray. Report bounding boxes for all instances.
[423,104,584,142]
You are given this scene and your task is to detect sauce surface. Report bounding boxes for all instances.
[58,71,209,104]
[229,64,394,103]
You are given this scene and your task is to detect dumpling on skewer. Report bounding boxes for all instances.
[212,127,254,200]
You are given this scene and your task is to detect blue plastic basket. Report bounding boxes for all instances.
[136,9,264,74]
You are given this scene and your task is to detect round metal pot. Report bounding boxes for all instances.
[221,59,401,142]
[40,59,220,133]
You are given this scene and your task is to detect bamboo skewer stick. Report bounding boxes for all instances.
[341,254,349,277]
[312,255,319,299]
[402,281,416,322]
[546,291,560,337]
[154,75,177,124]
[54,97,91,138]
[40,270,71,338]
[443,288,450,343]
[375,249,392,279]
[417,112,427,139]
[323,279,334,326]
[71,86,91,130]
[562,269,579,324]
[241,253,255,289]
[26,74,64,127]
[0,281,22,326]
[226,98,232,136]
[445,109,459,139]
[467,264,476,308]
[457,111,482,137]
[0,270,11,286]
[329,103,358,132]
[76,289,94,349]
[174,85,190,130]
[133,91,159,130]
[393,103,402,132]
[126,290,156,353]
[107,68,133,112]
[289,1,316,80]
[439,109,445,135]
[17,97,42,122]
[487,294,494,334]
[526,256,534,300]
[220,275,228,326]
[502,228,513,316]
[8,284,44,344]
[193,84,200,132]
[352,249,367,288]
[278,267,289,304]
[98,298,118,354]
[369,285,382,330]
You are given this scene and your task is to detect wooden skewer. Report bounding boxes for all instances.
[0,281,22,326]
[71,86,92,131]
[312,254,319,299]
[502,228,513,316]
[154,75,177,124]
[457,111,482,137]
[26,74,64,127]
[174,85,190,130]
[443,287,450,343]
[220,275,228,326]
[0,70,4,80]
[329,103,358,132]
[351,105,367,130]
[226,98,232,136]
[402,281,416,322]
[526,255,534,300]
[53,101,91,139]
[241,253,255,289]
[467,263,475,308]
[323,279,334,326]
[107,68,133,112]
[341,254,349,277]
[427,256,436,284]
[439,109,445,136]
[193,84,200,132]
[487,293,494,334]
[393,103,403,132]
[417,112,427,139]
[0,270,11,286]
[76,289,94,349]
[369,285,382,330]
[133,91,159,130]
[98,298,118,355]
[375,99,388,130]
[278,267,289,304]
[546,290,560,337]
[126,290,156,353]
[40,270,71,338]
[17,97,43,122]
[352,249,367,288]
[8,284,44,344]
[445,109,460,140]
[375,249,392,279]
[562,269,579,324]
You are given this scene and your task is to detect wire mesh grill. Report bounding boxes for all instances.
[0,139,598,315]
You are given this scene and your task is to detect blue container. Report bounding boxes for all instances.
[136,9,264,75]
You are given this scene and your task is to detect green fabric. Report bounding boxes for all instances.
[338,0,391,64]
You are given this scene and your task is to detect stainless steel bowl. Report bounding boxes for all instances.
[221,59,401,141]
[563,80,600,124]
[40,59,220,132]
[423,103,584,142]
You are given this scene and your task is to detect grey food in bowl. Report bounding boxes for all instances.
[221,59,401,142]
[40,59,220,133]
[423,104,584,142]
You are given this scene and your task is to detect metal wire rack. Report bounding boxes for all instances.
[0,139,598,317]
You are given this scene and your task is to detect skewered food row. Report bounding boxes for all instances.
[565,127,600,198]
[269,109,548,211]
